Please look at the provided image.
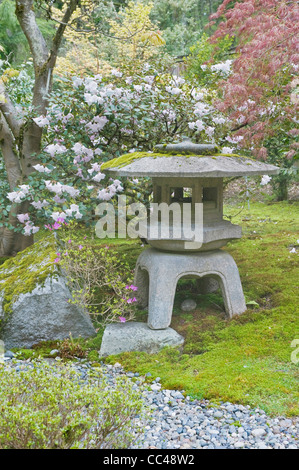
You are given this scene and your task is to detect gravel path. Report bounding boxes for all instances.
[2,353,298,450]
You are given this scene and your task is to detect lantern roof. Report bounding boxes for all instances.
[101,141,280,178]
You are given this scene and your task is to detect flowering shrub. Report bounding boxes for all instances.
[55,233,138,324]
[3,62,230,237]
[0,360,145,449]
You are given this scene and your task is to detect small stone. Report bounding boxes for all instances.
[279,419,292,428]
[214,411,223,419]
[4,350,15,358]
[234,441,245,448]
[257,442,269,449]
[181,299,197,312]
[252,428,266,438]
[49,349,59,356]
[172,391,184,399]
[151,384,161,392]
[226,405,235,412]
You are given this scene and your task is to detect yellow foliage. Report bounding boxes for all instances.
[52,4,102,77]
[0,68,19,85]
[53,1,165,78]
[108,1,165,62]
[55,45,112,78]
[139,30,166,46]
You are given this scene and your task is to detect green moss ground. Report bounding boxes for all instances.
[102,201,299,417]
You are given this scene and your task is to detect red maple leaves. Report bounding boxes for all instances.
[208,0,299,158]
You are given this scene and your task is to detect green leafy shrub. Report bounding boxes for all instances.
[56,234,139,325]
[0,360,145,449]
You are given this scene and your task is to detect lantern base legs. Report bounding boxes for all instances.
[134,248,247,329]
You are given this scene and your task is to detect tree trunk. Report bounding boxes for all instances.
[274,175,289,201]
[0,0,80,257]
[0,72,47,257]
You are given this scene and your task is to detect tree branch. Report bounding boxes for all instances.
[0,81,23,138]
[15,0,49,68]
[0,111,22,190]
[48,0,80,67]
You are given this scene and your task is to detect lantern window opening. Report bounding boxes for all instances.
[202,186,218,210]
[170,187,193,203]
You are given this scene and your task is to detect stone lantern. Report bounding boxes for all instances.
[102,141,279,330]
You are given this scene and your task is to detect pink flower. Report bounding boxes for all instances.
[78,245,83,250]
[54,258,60,263]
[125,284,138,291]
[68,239,72,243]
[119,317,126,323]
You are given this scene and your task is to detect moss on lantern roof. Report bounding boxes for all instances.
[101,150,243,170]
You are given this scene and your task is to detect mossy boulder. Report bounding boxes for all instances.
[0,235,96,349]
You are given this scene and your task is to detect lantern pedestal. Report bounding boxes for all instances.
[134,248,246,329]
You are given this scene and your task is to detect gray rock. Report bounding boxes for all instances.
[181,299,197,312]
[99,322,184,357]
[1,273,96,349]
